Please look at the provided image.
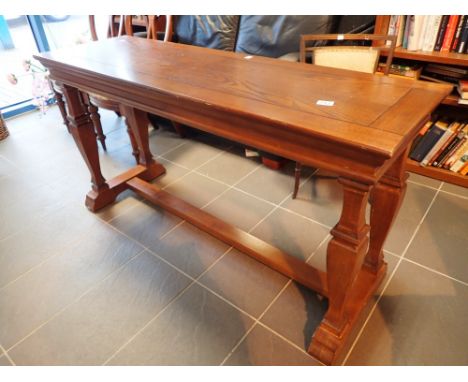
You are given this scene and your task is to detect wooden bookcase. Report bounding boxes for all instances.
[374,15,468,188]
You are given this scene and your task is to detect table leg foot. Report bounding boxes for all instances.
[308,262,387,365]
[85,187,116,212]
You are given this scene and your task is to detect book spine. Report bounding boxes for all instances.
[434,15,450,51]
[457,16,468,53]
[460,162,468,176]
[402,15,412,49]
[396,15,406,47]
[433,134,464,167]
[387,15,399,41]
[410,124,445,162]
[450,150,468,172]
[422,15,443,52]
[420,128,451,166]
[443,137,467,169]
[451,15,466,51]
[441,15,460,52]
[408,15,425,51]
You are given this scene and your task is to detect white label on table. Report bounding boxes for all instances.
[337,34,344,40]
[244,55,253,60]
[316,100,335,106]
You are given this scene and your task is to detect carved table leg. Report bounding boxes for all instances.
[88,102,107,151]
[60,84,116,211]
[122,111,140,164]
[365,149,409,274]
[120,105,165,181]
[308,178,371,364]
[54,90,70,133]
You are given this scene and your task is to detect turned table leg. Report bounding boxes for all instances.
[308,178,371,364]
[120,105,166,181]
[60,84,116,211]
[54,89,70,133]
[365,149,409,274]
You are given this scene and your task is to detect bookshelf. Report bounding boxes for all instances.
[375,15,468,188]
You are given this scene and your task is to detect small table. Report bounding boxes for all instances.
[35,37,451,365]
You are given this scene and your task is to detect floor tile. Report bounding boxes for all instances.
[384,182,437,255]
[260,254,399,353]
[250,208,330,262]
[162,139,226,170]
[236,161,312,205]
[0,222,143,349]
[440,182,468,198]
[196,146,261,186]
[345,260,468,365]
[408,172,442,189]
[260,281,328,350]
[0,355,11,366]
[203,188,275,232]
[280,173,342,228]
[150,222,230,278]
[199,248,289,317]
[0,202,101,288]
[108,283,254,365]
[109,200,182,249]
[0,155,18,179]
[150,157,190,189]
[163,171,228,208]
[9,252,192,365]
[224,324,320,366]
[405,192,468,283]
[148,126,186,157]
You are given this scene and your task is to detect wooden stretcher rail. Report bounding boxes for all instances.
[127,176,329,297]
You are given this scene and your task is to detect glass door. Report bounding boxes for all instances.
[0,15,106,118]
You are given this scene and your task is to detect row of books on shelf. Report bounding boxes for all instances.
[410,116,468,175]
[386,15,468,53]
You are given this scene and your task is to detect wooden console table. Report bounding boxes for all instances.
[34,37,451,365]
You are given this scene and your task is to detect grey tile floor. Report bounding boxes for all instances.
[0,107,467,366]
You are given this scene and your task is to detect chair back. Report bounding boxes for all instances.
[88,15,173,42]
[299,34,396,75]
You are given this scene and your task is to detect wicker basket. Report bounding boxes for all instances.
[0,111,9,141]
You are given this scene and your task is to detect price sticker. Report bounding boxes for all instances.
[316,100,335,107]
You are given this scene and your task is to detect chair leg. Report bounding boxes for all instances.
[171,121,188,137]
[293,162,302,199]
[88,103,107,151]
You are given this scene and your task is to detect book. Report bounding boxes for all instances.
[441,15,460,52]
[433,131,466,167]
[402,15,412,49]
[434,15,450,51]
[387,15,400,42]
[411,120,433,152]
[458,98,468,105]
[450,149,468,172]
[421,15,443,52]
[443,137,467,169]
[457,83,468,99]
[451,15,466,51]
[425,64,468,79]
[396,15,406,47]
[420,119,451,166]
[426,121,463,166]
[410,120,447,162]
[408,15,426,51]
[457,15,468,53]
[460,162,468,175]
[377,62,422,79]
[448,140,468,171]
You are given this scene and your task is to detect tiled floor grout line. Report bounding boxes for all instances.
[103,143,232,225]
[341,182,444,365]
[4,248,146,357]
[0,216,123,292]
[408,179,468,200]
[101,245,236,365]
[219,232,331,366]
[0,343,16,366]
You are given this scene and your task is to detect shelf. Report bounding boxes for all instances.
[406,159,468,187]
[441,94,468,107]
[381,47,468,66]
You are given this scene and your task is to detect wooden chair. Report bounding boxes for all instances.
[292,33,396,199]
[53,15,173,161]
